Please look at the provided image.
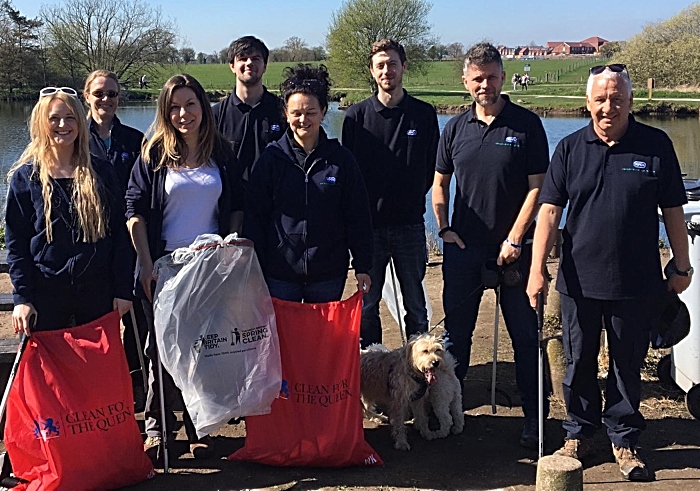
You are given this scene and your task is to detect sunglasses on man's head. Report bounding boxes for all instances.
[589,64,627,75]
[91,90,119,99]
[39,86,78,98]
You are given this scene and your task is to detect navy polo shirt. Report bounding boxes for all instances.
[539,116,687,300]
[342,91,439,227]
[436,95,549,244]
[212,88,286,180]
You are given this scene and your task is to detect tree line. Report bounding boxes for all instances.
[5,0,694,99]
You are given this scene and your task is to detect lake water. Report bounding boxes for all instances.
[2,101,699,241]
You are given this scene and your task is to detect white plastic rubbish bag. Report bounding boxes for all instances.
[382,259,433,340]
[153,234,281,438]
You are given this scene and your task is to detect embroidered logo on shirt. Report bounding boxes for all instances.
[121,152,130,162]
[495,136,522,148]
[271,124,281,132]
[407,129,418,137]
[326,176,337,184]
[632,161,647,169]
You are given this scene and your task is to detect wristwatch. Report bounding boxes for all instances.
[676,266,694,279]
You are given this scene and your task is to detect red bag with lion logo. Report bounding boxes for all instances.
[3,310,154,490]
[229,291,382,467]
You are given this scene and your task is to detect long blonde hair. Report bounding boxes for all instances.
[8,91,107,243]
[142,74,217,170]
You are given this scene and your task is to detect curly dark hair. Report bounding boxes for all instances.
[279,64,332,110]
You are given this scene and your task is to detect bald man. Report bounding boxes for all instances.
[527,64,691,482]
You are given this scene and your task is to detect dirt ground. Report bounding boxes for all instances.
[0,256,699,491]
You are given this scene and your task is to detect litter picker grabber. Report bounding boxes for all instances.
[537,291,545,459]
[155,345,170,473]
[0,333,30,488]
[129,308,148,396]
[491,286,501,414]
[388,257,407,346]
[0,333,29,422]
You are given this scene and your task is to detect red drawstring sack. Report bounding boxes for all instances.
[230,291,382,467]
[4,310,154,490]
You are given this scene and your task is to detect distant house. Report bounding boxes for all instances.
[580,36,608,51]
[548,37,609,55]
[498,45,551,59]
[498,45,517,58]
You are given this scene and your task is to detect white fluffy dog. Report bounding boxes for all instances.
[360,333,464,450]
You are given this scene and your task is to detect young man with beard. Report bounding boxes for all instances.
[342,39,439,348]
[527,65,690,481]
[432,42,550,448]
[212,36,286,181]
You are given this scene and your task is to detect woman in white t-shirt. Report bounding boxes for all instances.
[126,74,244,463]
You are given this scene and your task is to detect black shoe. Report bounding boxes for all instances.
[612,445,651,481]
[519,417,539,450]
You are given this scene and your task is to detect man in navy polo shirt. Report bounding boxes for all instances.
[432,42,549,448]
[212,36,286,181]
[343,39,439,347]
[527,64,691,481]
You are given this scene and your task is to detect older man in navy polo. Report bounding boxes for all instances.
[432,42,550,449]
[527,64,691,481]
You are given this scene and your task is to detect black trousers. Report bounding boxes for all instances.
[32,278,113,332]
[560,293,652,448]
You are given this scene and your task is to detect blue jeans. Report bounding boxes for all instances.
[360,224,428,347]
[266,276,346,303]
[560,294,651,448]
[442,241,547,419]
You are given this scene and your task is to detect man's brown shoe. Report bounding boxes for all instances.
[612,445,650,481]
[553,438,594,461]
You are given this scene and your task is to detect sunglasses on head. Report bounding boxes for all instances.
[589,63,627,75]
[91,90,119,99]
[39,86,78,98]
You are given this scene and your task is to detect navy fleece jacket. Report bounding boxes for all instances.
[5,159,133,305]
[244,129,373,283]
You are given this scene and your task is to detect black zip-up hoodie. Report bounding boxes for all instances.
[5,159,133,305]
[244,128,373,283]
[125,138,244,297]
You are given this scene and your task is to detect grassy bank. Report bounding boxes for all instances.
[126,59,700,116]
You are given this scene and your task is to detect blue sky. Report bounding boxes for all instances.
[19,0,693,54]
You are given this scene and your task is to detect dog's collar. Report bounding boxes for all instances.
[409,371,429,401]
[387,366,429,401]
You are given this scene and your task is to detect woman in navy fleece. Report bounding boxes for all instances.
[5,87,133,335]
[126,74,243,461]
[243,64,373,303]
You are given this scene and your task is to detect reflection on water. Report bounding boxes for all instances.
[1,101,698,240]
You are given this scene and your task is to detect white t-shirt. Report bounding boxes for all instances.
[162,162,222,251]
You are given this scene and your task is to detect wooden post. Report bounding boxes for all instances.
[647,78,654,101]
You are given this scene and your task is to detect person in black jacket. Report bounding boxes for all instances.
[244,64,373,303]
[212,36,287,182]
[5,87,133,334]
[126,74,244,462]
[84,69,149,412]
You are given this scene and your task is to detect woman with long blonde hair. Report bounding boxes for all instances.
[126,74,244,462]
[5,87,133,334]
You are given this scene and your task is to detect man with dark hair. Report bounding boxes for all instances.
[342,39,439,347]
[432,42,550,448]
[527,65,690,481]
[212,35,286,181]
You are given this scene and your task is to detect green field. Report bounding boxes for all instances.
[141,58,700,113]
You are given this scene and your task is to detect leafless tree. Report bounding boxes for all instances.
[41,0,178,86]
